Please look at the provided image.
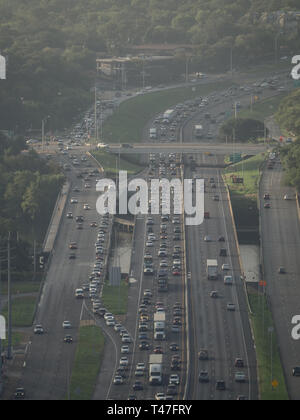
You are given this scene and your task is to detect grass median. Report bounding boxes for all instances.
[1,295,37,328]
[247,287,289,400]
[102,280,129,315]
[69,325,105,400]
[91,149,143,176]
[103,81,234,144]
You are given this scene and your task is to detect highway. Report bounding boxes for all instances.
[106,153,187,400]
[260,161,300,400]
[184,162,258,400]
[17,148,108,400]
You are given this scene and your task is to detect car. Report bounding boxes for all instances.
[14,388,25,400]
[90,222,98,227]
[69,253,76,260]
[198,349,209,360]
[224,275,233,285]
[235,372,246,383]
[210,291,218,299]
[264,203,271,209]
[284,194,291,200]
[169,374,180,385]
[34,325,44,335]
[133,381,143,391]
[166,384,177,396]
[136,362,146,372]
[278,267,286,274]
[113,376,124,385]
[169,343,179,351]
[154,346,163,354]
[264,193,270,200]
[66,212,73,219]
[292,367,300,377]
[155,392,166,401]
[222,263,230,271]
[122,334,132,343]
[199,371,209,383]
[204,235,212,242]
[114,324,123,332]
[64,335,73,344]
[62,321,72,329]
[139,341,150,350]
[69,242,77,250]
[218,236,225,242]
[220,248,227,257]
[235,358,244,368]
[119,357,129,367]
[116,366,126,378]
[216,380,226,391]
[121,345,130,354]
[104,312,113,320]
[70,198,78,204]
[227,303,236,311]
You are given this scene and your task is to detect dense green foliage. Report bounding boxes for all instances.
[280,139,300,190]
[220,117,266,142]
[0,0,299,132]
[276,89,300,190]
[0,133,65,242]
[276,89,300,136]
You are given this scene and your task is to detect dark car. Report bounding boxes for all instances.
[14,388,25,400]
[133,381,143,391]
[64,335,73,343]
[169,343,179,351]
[199,371,210,383]
[139,341,150,350]
[235,358,244,368]
[216,380,226,391]
[292,367,300,377]
[166,384,177,396]
[220,248,227,257]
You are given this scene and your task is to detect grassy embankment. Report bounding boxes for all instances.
[247,289,289,400]
[69,325,105,400]
[102,81,234,144]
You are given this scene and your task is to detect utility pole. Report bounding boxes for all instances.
[95,86,98,143]
[33,239,36,281]
[0,258,3,396]
[7,233,12,360]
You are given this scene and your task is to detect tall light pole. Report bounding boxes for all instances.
[42,116,50,152]
[275,31,283,64]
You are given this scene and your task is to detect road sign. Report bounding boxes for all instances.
[272,379,279,389]
[259,280,267,287]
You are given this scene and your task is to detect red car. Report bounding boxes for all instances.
[153,346,163,354]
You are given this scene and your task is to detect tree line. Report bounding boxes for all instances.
[0,132,64,271]
[0,0,299,133]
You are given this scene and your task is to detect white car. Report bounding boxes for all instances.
[155,393,166,401]
[119,357,129,367]
[104,312,113,320]
[121,345,130,354]
[222,264,230,271]
[204,236,212,242]
[284,194,291,200]
[83,204,90,210]
[122,334,132,343]
[62,321,72,329]
[235,372,246,383]
[169,374,180,385]
[70,198,78,204]
[113,376,124,385]
[106,318,115,327]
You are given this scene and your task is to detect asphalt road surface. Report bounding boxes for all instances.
[260,162,300,400]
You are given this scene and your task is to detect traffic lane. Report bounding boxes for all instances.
[123,167,186,400]
[186,166,253,399]
[21,178,101,399]
[185,167,233,400]
[260,166,300,400]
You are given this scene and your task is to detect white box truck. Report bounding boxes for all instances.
[149,354,163,385]
[149,128,158,139]
[154,312,166,340]
[207,259,218,280]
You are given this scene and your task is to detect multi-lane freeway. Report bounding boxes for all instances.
[260,161,300,400]
[9,68,298,401]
